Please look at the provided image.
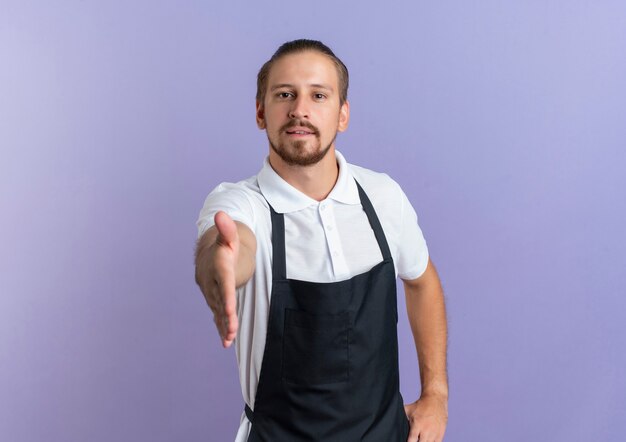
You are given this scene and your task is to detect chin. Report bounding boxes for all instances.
[272,142,331,167]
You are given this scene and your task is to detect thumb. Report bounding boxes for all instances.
[404,403,414,419]
[214,211,239,247]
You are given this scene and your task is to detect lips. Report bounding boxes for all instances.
[283,122,317,136]
[286,130,314,135]
[285,127,315,135]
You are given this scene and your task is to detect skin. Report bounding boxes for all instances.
[403,260,449,442]
[194,50,448,441]
[256,51,350,200]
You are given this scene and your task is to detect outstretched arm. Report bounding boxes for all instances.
[194,211,257,348]
[403,258,449,442]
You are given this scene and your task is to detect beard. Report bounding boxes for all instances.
[267,121,337,167]
[269,136,335,167]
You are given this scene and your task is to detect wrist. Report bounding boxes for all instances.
[420,384,449,400]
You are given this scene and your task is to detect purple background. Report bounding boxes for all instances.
[2,1,625,441]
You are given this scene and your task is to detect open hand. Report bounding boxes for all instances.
[204,211,240,348]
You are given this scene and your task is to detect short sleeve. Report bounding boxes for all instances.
[196,182,256,239]
[395,185,429,280]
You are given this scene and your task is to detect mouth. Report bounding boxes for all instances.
[285,131,315,137]
[284,125,317,137]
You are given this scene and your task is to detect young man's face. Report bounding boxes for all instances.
[256,50,350,167]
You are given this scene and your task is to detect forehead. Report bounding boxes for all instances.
[267,51,339,90]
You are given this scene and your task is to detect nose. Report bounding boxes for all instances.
[288,95,309,119]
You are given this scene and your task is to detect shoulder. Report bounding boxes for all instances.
[345,160,416,236]
[205,175,260,200]
[196,174,269,238]
[347,162,405,206]
[345,160,429,281]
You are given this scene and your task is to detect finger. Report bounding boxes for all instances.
[212,307,237,347]
[221,314,239,348]
[428,426,446,442]
[206,284,232,342]
[418,432,435,442]
[213,314,227,340]
[213,259,239,347]
[205,284,220,313]
[415,425,442,442]
[404,404,420,441]
[406,421,422,442]
[213,310,237,347]
[214,260,237,317]
[214,211,239,247]
[222,287,239,345]
[222,315,238,347]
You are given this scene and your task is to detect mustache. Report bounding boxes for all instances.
[281,120,319,134]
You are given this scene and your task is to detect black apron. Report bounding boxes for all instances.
[245,179,410,441]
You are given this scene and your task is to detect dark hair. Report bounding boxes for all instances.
[256,39,349,107]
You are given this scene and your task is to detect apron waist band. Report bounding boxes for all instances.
[244,404,254,423]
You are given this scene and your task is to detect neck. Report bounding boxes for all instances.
[268,148,339,201]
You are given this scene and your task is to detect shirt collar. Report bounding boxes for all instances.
[257,149,360,214]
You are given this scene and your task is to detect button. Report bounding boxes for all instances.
[326,225,333,231]
[332,251,339,257]
[320,204,326,211]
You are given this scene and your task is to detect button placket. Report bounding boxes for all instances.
[319,202,349,278]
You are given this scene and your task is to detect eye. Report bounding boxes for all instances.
[314,93,326,100]
[277,92,294,99]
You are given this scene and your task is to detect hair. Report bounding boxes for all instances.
[256,39,349,107]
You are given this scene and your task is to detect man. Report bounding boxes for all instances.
[195,39,448,442]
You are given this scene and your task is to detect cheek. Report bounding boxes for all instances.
[320,111,341,130]
[264,111,284,131]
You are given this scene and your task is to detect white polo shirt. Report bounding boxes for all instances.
[196,149,429,442]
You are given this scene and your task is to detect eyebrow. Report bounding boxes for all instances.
[270,83,334,92]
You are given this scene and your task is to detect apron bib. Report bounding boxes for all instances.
[245,179,409,441]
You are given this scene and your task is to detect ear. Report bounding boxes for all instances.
[337,100,350,132]
[256,100,266,130]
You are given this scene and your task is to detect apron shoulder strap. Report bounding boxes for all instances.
[354,179,393,262]
[269,204,287,280]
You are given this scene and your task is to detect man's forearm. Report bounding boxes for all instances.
[404,258,449,398]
